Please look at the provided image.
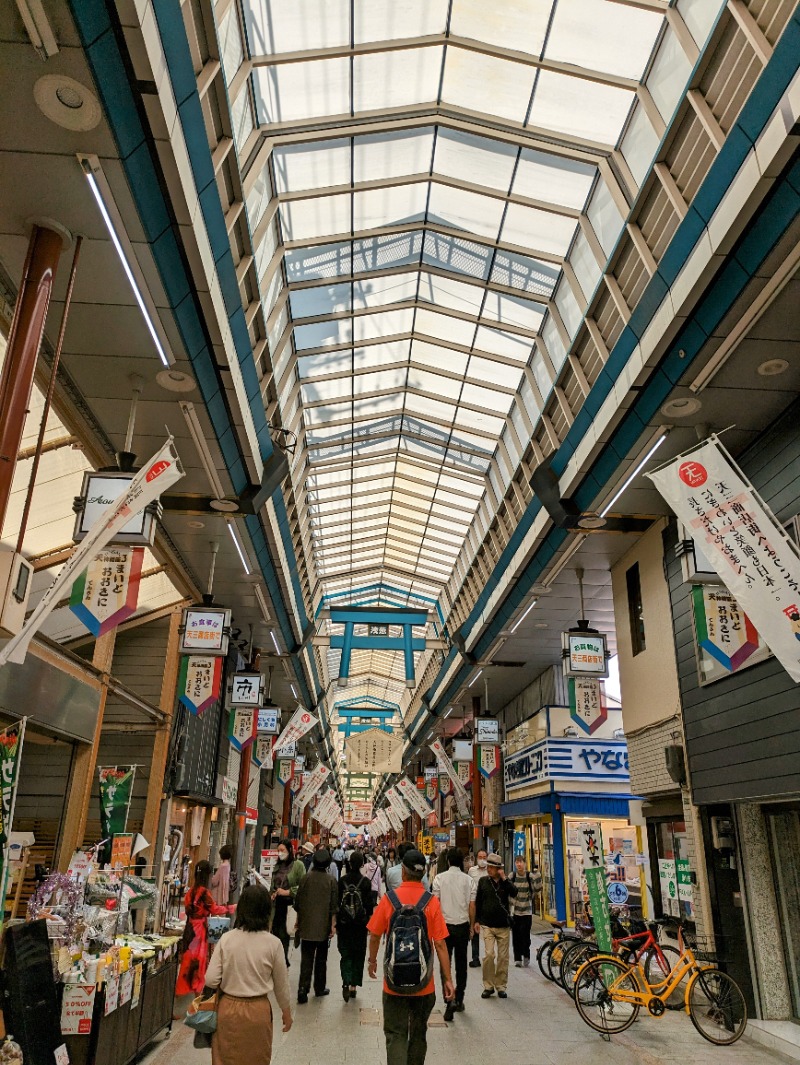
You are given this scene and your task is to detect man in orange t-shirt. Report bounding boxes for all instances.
[368,849,454,1065]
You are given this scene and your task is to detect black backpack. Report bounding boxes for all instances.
[339,878,366,924]
[384,889,433,994]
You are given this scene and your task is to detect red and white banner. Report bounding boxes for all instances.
[385,806,403,833]
[2,438,184,666]
[273,706,318,753]
[396,775,433,817]
[386,785,411,820]
[648,437,800,683]
[294,763,330,810]
[430,739,471,818]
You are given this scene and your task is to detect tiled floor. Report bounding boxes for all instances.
[141,934,794,1065]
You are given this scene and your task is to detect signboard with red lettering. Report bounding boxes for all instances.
[563,631,608,677]
[179,606,231,655]
[61,984,96,1035]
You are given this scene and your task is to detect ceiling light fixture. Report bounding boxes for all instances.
[253,584,272,625]
[511,598,538,633]
[469,669,483,688]
[599,430,670,518]
[78,155,171,367]
[757,358,789,377]
[156,369,196,393]
[179,401,227,498]
[270,630,281,655]
[660,396,702,418]
[15,0,58,58]
[226,520,251,575]
[290,684,298,698]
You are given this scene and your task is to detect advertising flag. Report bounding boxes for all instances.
[273,706,318,752]
[430,738,471,818]
[386,785,411,819]
[395,775,433,817]
[178,655,223,715]
[228,708,257,751]
[98,765,135,838]
[69,547,144,636]
[295,763,330,809]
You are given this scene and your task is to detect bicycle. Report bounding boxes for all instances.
[560,914,681,1003]
[572,924,747,1045]
[536,920,583,981]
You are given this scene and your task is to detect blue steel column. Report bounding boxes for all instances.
[402,623,415,688]
[338,621,354,684]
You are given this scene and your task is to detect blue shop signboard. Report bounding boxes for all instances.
[504,738,630,793]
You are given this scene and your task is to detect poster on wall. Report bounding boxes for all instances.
[691,585,770,684]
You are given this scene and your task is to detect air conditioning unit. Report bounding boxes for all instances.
[0,546,33,639]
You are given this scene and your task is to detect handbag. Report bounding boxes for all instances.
[184,992,218,1034]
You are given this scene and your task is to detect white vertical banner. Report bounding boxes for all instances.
[0,439,185,666]
[294,763,330,810]
[396,776,434,817]
[385,807,403,833]
[648,436,800,682]
[273,706,318,752]
[430,739,471,818]
[386,785,411,820]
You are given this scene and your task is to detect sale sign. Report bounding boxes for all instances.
[61,984,96,1035]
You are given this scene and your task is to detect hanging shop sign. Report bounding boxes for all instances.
[452,739,473,762]
[221,776,238,806]
[61,983,96,1035]
[475,718,500,744]
[98,766,135,838]
[457,760,472,787]
[578,822,612,953]
[569,677,607,735]
[424,766,437,781]
[345,727,402,773]
[429,738,471,818]
[503,738,629,792]
[228,707,257,751]
[274,741,296,759]
[426,779,437,802]
[691,585,769,684]
[179,606,231,656]
[230,672,262,706]
[110,832,134,873]
[478,745,501,779]
[648,436,800,683]
[562,630,609,677]
[178,655,223,716]
[438,772,451,797]
[273,706,318,752]
[73,471,156,546]
[290,771,305,795]
[385,807,403,833]
[277,759,294,786]
[2,438,184,668]
[676,858,693,904]
[257,707,280,734]
[253,736,274,770]
[396,776,433,817]
[69,547,144,636]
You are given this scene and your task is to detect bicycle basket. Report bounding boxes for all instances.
[683,931,721,963]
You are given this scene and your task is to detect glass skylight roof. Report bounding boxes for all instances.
[226,0,668,774]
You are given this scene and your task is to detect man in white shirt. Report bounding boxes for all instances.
[467,849,488,967]
[433,848,477,1023]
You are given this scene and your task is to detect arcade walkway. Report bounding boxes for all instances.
[142,936,792,1065]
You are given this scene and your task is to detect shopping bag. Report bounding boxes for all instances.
[184,992,218,1034]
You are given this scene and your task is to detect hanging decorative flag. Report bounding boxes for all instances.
[69,547,145,636]
[98,766,136,839]
[178,655,223,716]
[294,763,330,809]
[228,708,257,751]
[290,770,305,795]
[395,776,433,817]
[438,772,451,797]
[0,720,26,924]
[386,785,411,819]
[426,780,437,802]
[273,706,318,752]
[691,585,768,682]
[569,677,607,734]
[478,745,500,779]
[277,759,294,786]
[429,739,471,818]
[647,435,800,682]
[457,760,472,787]
[253,735,274,769]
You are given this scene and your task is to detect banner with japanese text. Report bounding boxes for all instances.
[386,785,411,819]
[253,735,274,769]
[294,763,330,809]
[569,677,607,734]
[457,760,472,787]
[648,437,800,682]
[228,707,257,751]
[273,706,317,753]
[98,766,135,838]
[69,547,144,636]
[1,438,184,666]
[395,775,433,817]
[578,822,612,953]
[430,738,471,818]
[478,745,500,779]
[385,807,403,834]
[276,759,294,786]
[178,655,223,715]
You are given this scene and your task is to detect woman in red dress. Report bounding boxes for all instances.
[176,860,226,997]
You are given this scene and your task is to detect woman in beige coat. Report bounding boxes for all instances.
[203,884,292,1065]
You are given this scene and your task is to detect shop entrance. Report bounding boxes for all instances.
[565,818,644,924]
[767,806,800,1020]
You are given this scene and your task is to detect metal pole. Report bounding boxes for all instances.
[233,747,251,899]
[471,695,483,852]
[16,235,82,554]
[0,224,65,532]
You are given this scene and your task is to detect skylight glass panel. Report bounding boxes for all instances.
[353,232,423,273]
[254,220,278,279]
[290,282,350,320]
[285,241,352,281]
[678,0,725,47]
[554,279,584,340]
[354,0,449,42]
[404,393,457,422]
[481,290,545,331]
[587,178,625,257]
[646,28,693,124]
[352,394,402,418]
[354,308,415,341]
[230,87,254,151]
[354,368,407,395]
[428,183,505,240]
[252,59,350,125]
[407,368,462,401]
[512,149,596,210]
[545,0,664,81]
[244,0,349,55]
[526,71,634,145]
[441,48,535,124]
[354,272,420,308]
[433,129,517,192]
[413,307,476,347]
[467,355,524,390]
[219,6,244,84]
[542,314,567,371]
[620,102,660,190]
[354,48,443,113]
[453,406,505,436]
[411,339,468,376]
[501,203,577,258]
[449,0,552,55]
[460,381,515,414]
[272,139,351,194]
[353,184,429,232]
[569,229,603,302]
[422,232,492,281]
[474,324,532,361]
[491,250,559,297]
[353,130,434,184]
[531,347,553,402]
[417,273,484,317]
[280,193,351,241]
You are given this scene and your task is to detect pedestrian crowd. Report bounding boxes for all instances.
[178,837,543,1065]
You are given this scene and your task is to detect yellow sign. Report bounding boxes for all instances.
[420,836,433,855]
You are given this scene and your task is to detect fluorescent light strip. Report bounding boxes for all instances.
[599,431,670,518]
[469,669,483,687]
[443,707,453,718]
[510,598,538,634]
[270,630,281,655]
[254,584,272,624]
[290,684,298,698]
[83,170,170,367]
[226,520,251,575]
[180,402,227,498]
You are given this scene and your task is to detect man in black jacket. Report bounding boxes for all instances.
[473,853,517,999]
[294,848,338,1003]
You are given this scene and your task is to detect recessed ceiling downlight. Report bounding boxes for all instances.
[34,75,101,131]
[156,369,196,393]
[757,358,789,377]
[660,396,702,418]
[210,498,239,513]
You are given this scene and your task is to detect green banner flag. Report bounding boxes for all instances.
[0,719,26,929]
[98,766,136,839]
[579,821,612,953]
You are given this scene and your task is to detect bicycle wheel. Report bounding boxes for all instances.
[561,940,597,999]
[548,937,572,985]
[643,944,684,1009]
[688,968,747,1045]
[537,939,556,980]
[574,955,640,1035]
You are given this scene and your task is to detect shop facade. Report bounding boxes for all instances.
[501,704,646,924]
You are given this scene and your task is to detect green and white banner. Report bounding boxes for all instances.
[98,766,136,839]
[578,821,612,953]
[0,719,25,927]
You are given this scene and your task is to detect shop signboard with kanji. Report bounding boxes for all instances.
[179,606,231,655]
[178,655,223,715]
[563,631,608,677]
[230,673,261,706]
[253,735,273,769]
[691,585,769,684]
[273,706,317,752]
[648,436,800,682]
[504,738,629,792]
[257,707,280,734]
[69,547,144,636]
[578,821,612,953]
[228,707,257,751]
[277,759,294,785]
[569,677,607,734]
[478,745,500,778]
[345,727,402,773]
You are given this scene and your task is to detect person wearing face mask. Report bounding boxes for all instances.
[269,839,306,965]
[467,850,489,967]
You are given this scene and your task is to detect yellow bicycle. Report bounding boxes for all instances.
[572,924,747,1045]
